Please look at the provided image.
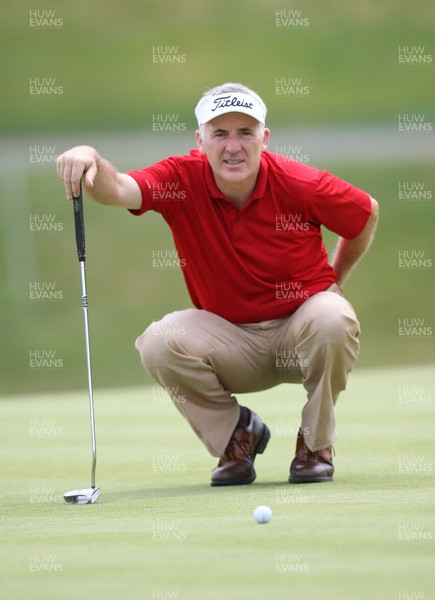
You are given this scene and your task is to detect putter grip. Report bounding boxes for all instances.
[72,185,86,262]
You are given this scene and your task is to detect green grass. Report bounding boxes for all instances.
[1,0,434,395]
[1,161,434,394]
[1,0,434,133]
[1,365,434,599]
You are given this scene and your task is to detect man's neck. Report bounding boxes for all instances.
[214,175,257,210]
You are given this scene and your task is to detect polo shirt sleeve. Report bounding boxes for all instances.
[309,169,373,239]
[126,158,179,216]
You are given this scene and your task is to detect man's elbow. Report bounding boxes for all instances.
[369,196,379,223]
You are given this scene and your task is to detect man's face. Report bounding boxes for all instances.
[196,113,269,190]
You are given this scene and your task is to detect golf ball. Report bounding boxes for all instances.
[253,505,273,524]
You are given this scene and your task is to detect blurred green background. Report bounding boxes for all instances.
[1,0,434,394]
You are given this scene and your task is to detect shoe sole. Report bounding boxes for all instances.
[210,425,271,487]
[288,475,334,484]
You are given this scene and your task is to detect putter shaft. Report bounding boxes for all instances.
[79,260,97,488]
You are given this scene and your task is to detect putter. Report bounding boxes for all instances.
[64,184,101,505]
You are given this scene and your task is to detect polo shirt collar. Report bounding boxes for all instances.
[203,153,268,202]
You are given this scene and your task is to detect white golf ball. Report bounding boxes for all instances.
[253,505,273,524]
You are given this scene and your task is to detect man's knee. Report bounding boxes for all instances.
[135,309,202,371]
[300,293,360,345]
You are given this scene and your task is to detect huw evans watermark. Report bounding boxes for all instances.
[29,214,63,232]
[276,213,310,233]
[151,182,187,201]
[152,46,187,64]
[29,554,63,573]
[399,455,432,473]
[398,318,432,337]
[152,250,186,269]
[152,386,187,406]
[150,319,187,337]
[29,77,63,97]
[29,418,63,437]
[398,182,432,201]
[398,45,432,64]
[152,521,187,541]
[29,350,63,369]
[152,114,187,133]
[275,554,310,573]
[275,9,310,28]
[29,9,63,29]
[398,522,432,540]
[275,145,310,164]
[152,591,181,600]
[275,282,310,301]
[30,282,63,301]
[276,77,310,96]
[398,386,432,404]
[275,349,309,370]
[398,250,432,269]
[398,114,432,132]
[152,454,187,473]
[29,145,58,165]
[29,486,63,504]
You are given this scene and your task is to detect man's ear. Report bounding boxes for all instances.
[262,128,270,151]
[196,130,205,153]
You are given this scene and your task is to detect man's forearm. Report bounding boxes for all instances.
[57,145,120,203]
[83,154,124,206]
[56,145,141,209]
[331,197,379,287]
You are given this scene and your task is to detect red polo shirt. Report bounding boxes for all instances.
[127,150,372,323]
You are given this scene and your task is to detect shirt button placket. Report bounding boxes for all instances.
[233,212,243,244]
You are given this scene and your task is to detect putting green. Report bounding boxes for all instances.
[1,365,434,599]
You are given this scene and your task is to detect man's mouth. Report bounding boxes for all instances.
[223,159,244,165]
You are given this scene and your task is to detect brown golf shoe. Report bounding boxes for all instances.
[211,406,270,486]
[289,428,334,483]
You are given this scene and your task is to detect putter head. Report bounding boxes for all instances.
[63,487,101,505]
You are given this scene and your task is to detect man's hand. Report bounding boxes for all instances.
[332,197,379,287]
[56,145,141,209]
[56,145,99,200]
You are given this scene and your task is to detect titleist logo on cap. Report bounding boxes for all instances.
[195,91,266,126]
[211,95,255,112]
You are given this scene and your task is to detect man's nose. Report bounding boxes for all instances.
[225,135,242,153]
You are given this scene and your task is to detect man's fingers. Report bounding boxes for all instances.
[71,178,83,199]
[69,158,86,182]
[56,147,97,200]
[60,159,86,200]
[63,179,73,201]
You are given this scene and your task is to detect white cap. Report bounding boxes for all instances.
[195,91,266,127]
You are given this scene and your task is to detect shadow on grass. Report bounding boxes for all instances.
[106,473,435,507]
[109,479,333,500]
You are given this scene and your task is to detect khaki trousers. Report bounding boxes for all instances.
[135,288,361,457]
